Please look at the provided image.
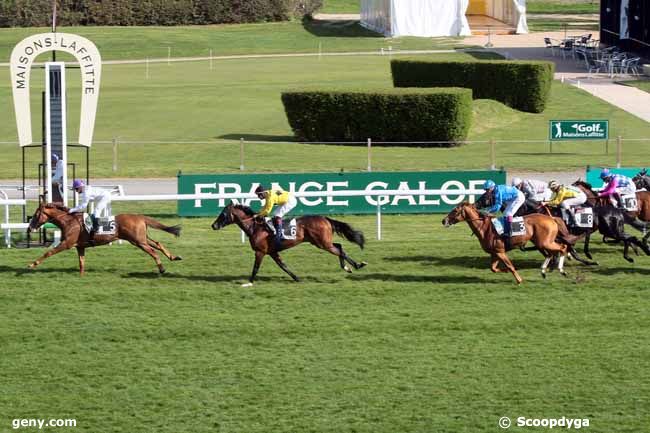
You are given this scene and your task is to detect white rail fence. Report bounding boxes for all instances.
[1,188,484,247]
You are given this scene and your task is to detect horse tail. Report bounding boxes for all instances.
[144,216,182,237]
[553,217,580,245]
[624,213,650,233]
[326,218,365,249]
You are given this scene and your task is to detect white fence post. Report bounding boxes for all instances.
[616,136,622,168]
[112,137,118,172]
[367,138,372,172]
[240,138,245,171]
[376,201,382,240]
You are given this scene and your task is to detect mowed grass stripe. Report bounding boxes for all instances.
[1,203,650,432]
[1,54,648,178]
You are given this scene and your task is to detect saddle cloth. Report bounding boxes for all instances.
[492,216,526,237]
[265,217,297,240]
[563,207,593,228]
[621,194,638,212]
[82,213,116,235]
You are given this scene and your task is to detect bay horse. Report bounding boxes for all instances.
[442,202,568,284]
[27,203,182,275]
[572,180,650,262]
[211,202,367,286]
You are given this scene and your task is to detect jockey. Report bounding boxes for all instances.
[51,153,65,201]
[254,185,297,243]
[546,180,587,225]
[68,180,112,238]
[511,177,551,207]
[598,168,636,208]
[481,179,525,247]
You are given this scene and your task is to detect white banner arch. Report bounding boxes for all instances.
[10,33,102,147]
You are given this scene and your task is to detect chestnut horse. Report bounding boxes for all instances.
[442,202,568,284]
[211,202,367,286]
[28,203,182,275]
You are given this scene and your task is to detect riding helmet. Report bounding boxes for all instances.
[511,177,523,187]
[548,180,560,190]
[483,180,496,190]
[72,179,85,189]
[600,168,611,180]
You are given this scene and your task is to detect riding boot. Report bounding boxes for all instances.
[273,216,284,247]
[567,208,576,226]
[88,216,99,246]
[502,217,512,250]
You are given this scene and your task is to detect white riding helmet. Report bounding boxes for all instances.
[548,180,560,190]
[511,177,523,187]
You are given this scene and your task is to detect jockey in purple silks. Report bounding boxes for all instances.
[598,169,636,208]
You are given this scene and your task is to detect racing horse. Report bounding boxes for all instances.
[474,191,595,266]
[572,180,650,262]
[27,203,183,275]
[442,202,568,284]
[211,202,367,286]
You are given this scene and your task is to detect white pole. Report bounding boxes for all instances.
[241,230,246,243]
[376,201,382,240]
[240,138,245,171]
[112,137,118,172]
[2,191,9,248]
[367,138,372,172]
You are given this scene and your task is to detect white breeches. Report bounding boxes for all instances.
[92,195,111,218]
[560,193,587,209]
[273,196,297,218]
[504,191,526,217]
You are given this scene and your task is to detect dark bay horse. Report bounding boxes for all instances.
[572,180,650,262]
[442,202,568,284]
[28,203,182,275]
[211,202,367,286]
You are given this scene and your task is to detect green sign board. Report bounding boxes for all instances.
[177,171,506,217]
[549,120,609,141]
[585,167,644,188]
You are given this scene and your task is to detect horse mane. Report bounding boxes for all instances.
[573,179,594,190]
[233,204,255,216]
[44,203,70,212]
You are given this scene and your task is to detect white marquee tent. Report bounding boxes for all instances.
[360,0,528,37]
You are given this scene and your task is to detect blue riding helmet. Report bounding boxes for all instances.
[483,180,496,190]
[72,179,85,189]
[51,153,60,162]
[600,168,611,180]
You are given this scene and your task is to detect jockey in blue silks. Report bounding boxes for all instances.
[480,180,526,249]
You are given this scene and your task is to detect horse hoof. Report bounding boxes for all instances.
[561,271,568,277]
[173,256,183,261]
[357,261,368,269]
[344,265,352,273]
[541,272,547,279]
[625,257,634,263]
[241,282,254,288]
[159,268,166,274]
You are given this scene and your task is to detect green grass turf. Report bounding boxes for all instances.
[321,0,359,14]
[0,22,464,62]
[527,19,598,33]
[527,1,600,15]
[620,79,650,94]
[1,53,648,179]
[2,201,650,432]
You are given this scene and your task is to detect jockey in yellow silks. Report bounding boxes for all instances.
[254,185,297,242]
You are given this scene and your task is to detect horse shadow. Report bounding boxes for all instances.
[0,265,79,277]
[347,272,500,285]
[383,254,547,270]
[123,271,339,284]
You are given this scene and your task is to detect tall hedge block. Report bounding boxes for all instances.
[282,88,473,145]
[391,59,555,113]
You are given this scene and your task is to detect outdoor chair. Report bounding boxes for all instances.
[622,57,641,76]
[544,37,561,57]
[560,39,575,60]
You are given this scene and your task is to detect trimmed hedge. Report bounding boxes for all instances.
[391,59,555,113]
[281,88,473,145]
[0,0,322,27]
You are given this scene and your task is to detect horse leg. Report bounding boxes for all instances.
[147,237,183,261]
[270,252,300,282]
[496,252,523,284]
[584,233,593,260]
[490,254,506,273]
[76,246,86,276]
[243,251,265,287]
[28,240,73,270]
[568,245,597,266]
[131,241,166,274]
[540,253,552,279]
[333,242,367,271]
